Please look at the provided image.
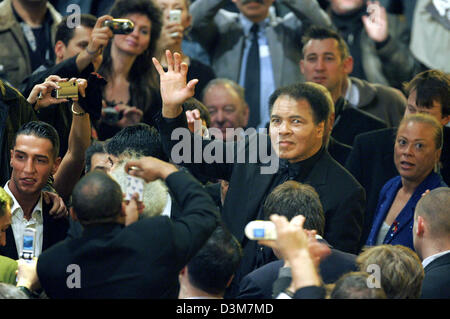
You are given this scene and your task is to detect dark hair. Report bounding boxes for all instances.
[71,171,123,225]
[263,181,325,236]
[183,97,211,128]
[106,123,168,161]
[269,82,330,124]
[14,121,60,159]
[403,70,450,117]
[98,0,163,114]
[85,141,108,173]
[55,14,97,45]
[302,26,350,61]
[187,226,243,295]
[330,272,387,299]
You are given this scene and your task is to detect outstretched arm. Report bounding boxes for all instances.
[53,78,91,203]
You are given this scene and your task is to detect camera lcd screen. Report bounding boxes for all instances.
[23,235,34,251]
[253,228,265,238]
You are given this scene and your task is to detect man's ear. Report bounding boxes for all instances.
[299,59,305,75]
[343,56,354,75]
[69,207,78,221]
[51,157,62,175]
[179,266,187,277]
[416,216,425,236]
[242,103,250,127]
[54,40,66,62]
[316,121,325,139]
[226,274,235,288]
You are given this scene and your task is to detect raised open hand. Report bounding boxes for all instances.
[152,50,198,118]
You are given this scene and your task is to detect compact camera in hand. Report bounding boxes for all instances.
[103,107,123,125]
[103,19,135,34]
[245,220,277,240]
[52,80,78,99]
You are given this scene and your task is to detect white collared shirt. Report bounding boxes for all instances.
[161,195,172,218]
[344,78,360,108]
[4,181,44,258]
[422,250,450,269]
[238,13,276,129]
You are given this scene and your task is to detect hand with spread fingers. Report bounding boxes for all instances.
[152,50,198,118]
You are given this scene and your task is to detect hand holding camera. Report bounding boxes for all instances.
[28,75,87,111]
[84,15,115,58]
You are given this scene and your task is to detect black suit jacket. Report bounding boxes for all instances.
[421,253,450,299]
[345,127,450,249]
[237,240,358,299]
[36,171,220,299]
[0,198,69,260]
[332,98,387,146]
[328,136,352,167]
[156,113,365,297]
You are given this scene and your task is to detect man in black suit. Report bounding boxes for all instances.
[413,187,450,299]
[36,157,220,299]
[346,70,450,249]
[299,26,402,146]
[237,181,357,299]
[0,121,68,260]
[153,51,365,297]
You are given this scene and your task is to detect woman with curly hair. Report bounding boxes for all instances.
[97,0,163,140]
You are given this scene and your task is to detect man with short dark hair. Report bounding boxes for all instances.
[238,181,358,299]
[0,121,69,260]
[413,187,450,299]
[153,51,365,297]
[36,156,220,298]
[299,26,402,145]
[346,69,450,249]
[178,226,243,299]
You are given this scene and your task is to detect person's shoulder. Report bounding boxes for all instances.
[354,127,396,144]
[343,107,387,128]
[372,82,407,103]
[317,151,363,188]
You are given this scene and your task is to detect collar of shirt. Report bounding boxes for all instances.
[278,147,325,181]
[239,14,271,37]
[422,250,450,269]
[4,181,43,223]
[344,78,360,108]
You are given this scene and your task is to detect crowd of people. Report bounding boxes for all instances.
[0,0,449,300]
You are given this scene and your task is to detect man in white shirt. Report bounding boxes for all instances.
[0,121,69,260]
[413,187,450,299]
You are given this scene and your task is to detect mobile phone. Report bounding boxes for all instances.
[21,228,36,260]
[169,9,182,24]
[245,220,277,240]
[169,9,182,38]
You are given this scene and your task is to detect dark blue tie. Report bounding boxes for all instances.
[244,24,260,129]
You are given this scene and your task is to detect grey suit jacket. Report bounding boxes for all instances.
[190,0,332,89]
